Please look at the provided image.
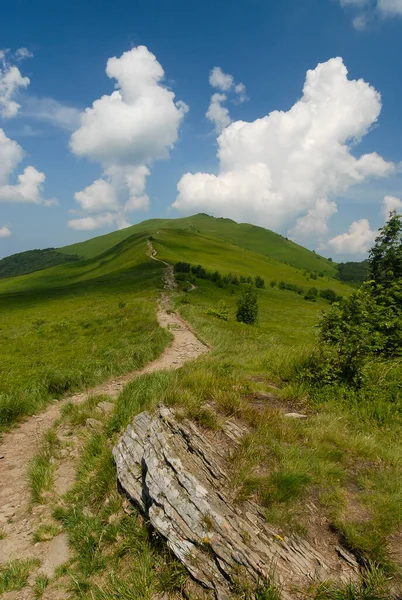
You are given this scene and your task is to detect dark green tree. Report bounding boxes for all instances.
[236,285,258,325]
[306,212,402,386]
[369,210,402,286]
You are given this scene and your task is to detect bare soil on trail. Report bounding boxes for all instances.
[0,250,208,598]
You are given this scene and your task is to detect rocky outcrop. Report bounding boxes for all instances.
[113,406,358,599]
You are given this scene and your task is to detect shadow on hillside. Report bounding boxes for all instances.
[0,233,165,309]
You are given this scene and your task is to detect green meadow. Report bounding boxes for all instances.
[1,214,400,597]
[0,234,171,428]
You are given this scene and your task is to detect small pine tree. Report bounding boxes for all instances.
[236,285,258,325]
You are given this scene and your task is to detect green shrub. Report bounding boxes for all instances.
[279,281,304,295]
[236,286,258,325]
[207,300,230,321]
[320,288,342,303]
[304,213,402,386]
[174,262,191,273]
[255,275,265,288]
[304,287,318,301]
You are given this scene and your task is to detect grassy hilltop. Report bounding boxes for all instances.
[0,214,400,598]
[60,213,337,275]
[0,217,348,428]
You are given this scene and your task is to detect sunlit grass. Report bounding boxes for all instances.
[0,558,40,594]
[27,428,60,504]
[0,236,171,429]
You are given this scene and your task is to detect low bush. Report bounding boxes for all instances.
[319,288,343,303]
[304,287,318,301]
[279,281,304,295]
[207,300,230,321]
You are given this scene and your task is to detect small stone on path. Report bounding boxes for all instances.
[96,401,114,414]
[284,412,307,419]
[85,418,102,430]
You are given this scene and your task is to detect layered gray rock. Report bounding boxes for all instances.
[113,406,358,599]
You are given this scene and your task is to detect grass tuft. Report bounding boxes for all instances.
[32,522,62,543]
[0,558,40,594]
[310,563,393,599]
[33,574,50,598]
[27,428,60,504]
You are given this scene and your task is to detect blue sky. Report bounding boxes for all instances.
[1,0,402,260]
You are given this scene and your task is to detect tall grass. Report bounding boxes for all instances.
[27,428,60,504]
[53,394,188,598]
[0,559,40,594]
[0,237,171,429]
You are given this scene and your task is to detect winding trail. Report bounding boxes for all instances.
[0,246,208,599]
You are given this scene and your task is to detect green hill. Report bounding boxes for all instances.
[0,248,80,279]
[0,223,348,428]
[1,215,400,596]
[60,213,337,276]
[337,259,369,285]
[0,232,170,427]
[0,214,337,281]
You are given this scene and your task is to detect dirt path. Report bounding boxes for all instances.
[0,249,208,598]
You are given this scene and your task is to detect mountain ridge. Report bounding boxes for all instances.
[1,213,338,280]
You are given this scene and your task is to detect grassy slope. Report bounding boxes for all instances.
[3,224,399,596]
[0,248,80,279]
[60,213,337,276]
[152,231,402,577]
[53,228,399,598]
[154,228,347,296]
[0,232,171,428]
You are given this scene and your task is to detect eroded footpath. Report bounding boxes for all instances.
[0,267,208,598]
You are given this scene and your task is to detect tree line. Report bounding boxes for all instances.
[174,262,265,288]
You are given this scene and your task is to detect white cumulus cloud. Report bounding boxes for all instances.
[327,218,376,254]
[234,82,248,104]
[206,93,231,133]
[0,225,11,238]
[0,50,30,118]
[68,213,117,231]
[0,165,45,203]
[0,128,51,204]
[383,194,402,217]
[74,179,119,213]
[206,67,248,133]
[69,45,188,231]
[326,195,401,257]
[209,67,234,92]
[289,198,338,241]
[175,57,394,235]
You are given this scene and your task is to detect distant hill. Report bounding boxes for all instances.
[0,248,80,280]
[0,214,339,281]
[337,260,369,285]
[60,213,338,277]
